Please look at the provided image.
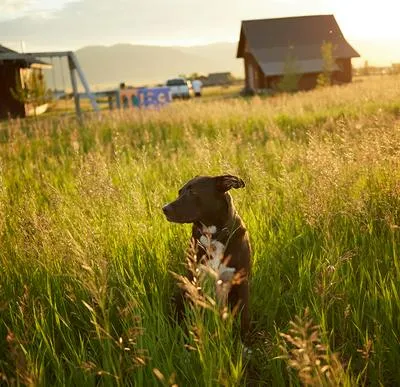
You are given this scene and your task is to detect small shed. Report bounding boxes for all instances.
[0,44,50,119]
[204,72,234,86]
[236,15,360,91]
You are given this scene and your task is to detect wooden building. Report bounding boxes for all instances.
[203,72,234,86]
[0,44,50,119]
[236,15,360,92]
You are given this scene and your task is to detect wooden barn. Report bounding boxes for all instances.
[236,15,360,92]
[0,44,50,119]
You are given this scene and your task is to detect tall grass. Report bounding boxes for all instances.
[1,75,400,385]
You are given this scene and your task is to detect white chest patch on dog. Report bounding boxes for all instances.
[199,225,236,281]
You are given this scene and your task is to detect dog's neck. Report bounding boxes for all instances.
[194,212,243,246]
[193,192,244,245]
[197,192,236,226]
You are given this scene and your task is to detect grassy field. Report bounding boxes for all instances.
[39,83,244,116]
[1,75,400,386]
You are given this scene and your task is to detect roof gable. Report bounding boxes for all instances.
[237,14,360,61]
[0,44,18,54]
[0,44,49,67]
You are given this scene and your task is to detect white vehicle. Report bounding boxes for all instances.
[166,78,192,99]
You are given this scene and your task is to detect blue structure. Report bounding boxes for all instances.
[78,86,172,111]
[117,86,171,109]
[137,87,171,107]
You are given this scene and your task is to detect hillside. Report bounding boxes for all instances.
[45,42,243,90]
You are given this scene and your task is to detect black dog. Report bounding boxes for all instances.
[163,174,251,339]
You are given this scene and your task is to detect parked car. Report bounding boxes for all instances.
[166,78,192,99]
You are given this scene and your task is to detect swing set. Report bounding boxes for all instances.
[0,50,99,119]
[50,56,67,101]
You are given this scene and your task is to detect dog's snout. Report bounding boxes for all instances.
[162,204,172,216]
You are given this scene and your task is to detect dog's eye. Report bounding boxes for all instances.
[188,187,197,196]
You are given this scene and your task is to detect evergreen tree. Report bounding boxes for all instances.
[317,41,334,88]
[278,52,300,93]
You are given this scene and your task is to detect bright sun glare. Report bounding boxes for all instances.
[334,1,400,40]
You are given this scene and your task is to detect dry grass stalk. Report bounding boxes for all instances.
[280,308,346,386]
[5,330,37,386]
[314,251,354,301]
[153,368,178,387]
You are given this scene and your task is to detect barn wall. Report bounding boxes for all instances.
[264,76,279,89]
[333,58,353,83]
[265,73,318,91]
[255,62,266,89]
[264,64,354,92]
[298,73,319,90]
[0,63,25,119]
[244,53,265,90]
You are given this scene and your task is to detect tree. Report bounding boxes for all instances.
[11,69,51,118]
[317,41,334,88]
[188,72,200,81]
[278,52,301,93]
[362,60,370,76]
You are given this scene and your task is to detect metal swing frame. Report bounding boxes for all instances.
[0,50,99,119]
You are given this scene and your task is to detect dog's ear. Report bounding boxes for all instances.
[215,175,245,192]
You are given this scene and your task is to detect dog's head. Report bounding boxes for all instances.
[162,175,245,225]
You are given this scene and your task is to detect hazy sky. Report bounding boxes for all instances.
[1,0,400,58]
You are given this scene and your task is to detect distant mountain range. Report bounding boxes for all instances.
[44,40,400,91]
[45,42,243,91]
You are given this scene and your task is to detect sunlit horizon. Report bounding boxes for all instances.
[1,0,400,66]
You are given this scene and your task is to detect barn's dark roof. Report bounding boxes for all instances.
[237,15,360,76]
[0,44,50,68]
